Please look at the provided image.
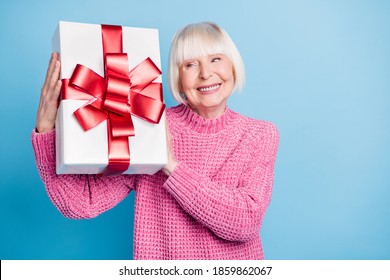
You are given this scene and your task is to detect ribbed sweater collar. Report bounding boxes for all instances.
[169,104,238,134]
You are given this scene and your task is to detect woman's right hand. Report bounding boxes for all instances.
[35,52,62,133]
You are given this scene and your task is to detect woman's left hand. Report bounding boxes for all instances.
[162,120,178,176]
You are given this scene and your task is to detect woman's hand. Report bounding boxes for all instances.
[162,120,178,176]
[35,52,62,133]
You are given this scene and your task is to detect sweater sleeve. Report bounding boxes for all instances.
[163,123,279,242]
[31,129,135,219]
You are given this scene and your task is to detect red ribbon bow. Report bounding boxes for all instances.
[61,24,165,176]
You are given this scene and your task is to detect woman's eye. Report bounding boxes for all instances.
[211,57,221,63]
[185,62,196,68]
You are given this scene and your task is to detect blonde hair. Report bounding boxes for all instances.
[168,22,245,104]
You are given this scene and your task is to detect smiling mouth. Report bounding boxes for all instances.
[197,84,221,93]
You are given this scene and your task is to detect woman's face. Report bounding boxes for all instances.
[179,54,235,118]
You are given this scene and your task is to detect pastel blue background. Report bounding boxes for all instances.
[0,0,389,260]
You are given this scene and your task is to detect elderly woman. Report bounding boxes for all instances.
[32,22,279,259]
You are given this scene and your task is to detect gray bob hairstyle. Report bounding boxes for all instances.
[168,22,245,104]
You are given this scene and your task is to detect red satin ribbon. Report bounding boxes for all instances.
[61,24,165,176]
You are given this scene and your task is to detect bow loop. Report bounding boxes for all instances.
[129,57,162,91]
[127,58,165,123]
[70,64,107,100]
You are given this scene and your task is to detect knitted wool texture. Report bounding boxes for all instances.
[32,104,279,260]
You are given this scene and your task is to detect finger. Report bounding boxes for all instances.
[165,119,172,144]
[43,53,60,93]
[164,120,174,158]
[48,60,61,93]
[44,72,61,108]
[53,79,62,102]
[43,53,57,87]
[38,61,61,109]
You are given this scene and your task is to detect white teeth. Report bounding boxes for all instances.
[198,84,220,92]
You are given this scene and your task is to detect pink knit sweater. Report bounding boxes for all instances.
[32,104,279,260]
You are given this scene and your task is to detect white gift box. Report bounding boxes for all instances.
[53,21,167,174]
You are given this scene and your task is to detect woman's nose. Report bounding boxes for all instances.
[199,63,212,79]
